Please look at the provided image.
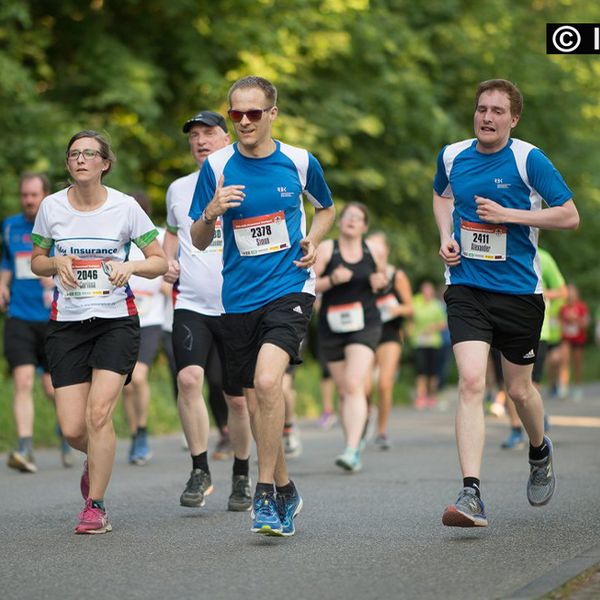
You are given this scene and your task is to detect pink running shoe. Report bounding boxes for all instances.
[80,459,89,500]
[414,396,428,410]
[318,411,336,430]
[75,499,112,534]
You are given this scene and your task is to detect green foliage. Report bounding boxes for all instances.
[1,0,599,297]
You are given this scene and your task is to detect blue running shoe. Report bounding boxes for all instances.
[501,428,526,450]
[277,482,303,537]
[132,430,152,466]
[251,490,282,535]
[128,434,138,464]
[442,487,488,527]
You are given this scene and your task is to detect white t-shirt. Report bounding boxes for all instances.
[32,186,158,322]
[129,228,166,327]
[165,171,223,315]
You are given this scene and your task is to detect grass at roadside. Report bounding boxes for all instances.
[0,353,417,453]
[3,338,600,453]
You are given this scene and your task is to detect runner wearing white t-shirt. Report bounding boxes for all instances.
[31,130,167,535]
[163,111,253,512]
[122,191,169,466]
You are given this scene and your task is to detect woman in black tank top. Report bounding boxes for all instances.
[314,202,387,472]
[365,231,413,451]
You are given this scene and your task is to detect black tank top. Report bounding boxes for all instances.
[319,239,381,332]
[375,266,405,329]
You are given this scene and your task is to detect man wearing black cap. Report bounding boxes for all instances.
[163,111,253,513]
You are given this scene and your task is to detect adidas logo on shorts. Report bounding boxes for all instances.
[522,349,535,359]
[292,305,303,314]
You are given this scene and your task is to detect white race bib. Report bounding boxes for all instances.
[15,251,38,280]
[326,302,365,333]
[563,323,579,337]
[376,293,400,323]
[233,211,290,257]
[460,220,507,261]
[65,259,114,298]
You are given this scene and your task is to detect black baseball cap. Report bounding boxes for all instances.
[182,111,228,134]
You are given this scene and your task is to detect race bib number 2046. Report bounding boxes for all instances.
[64,259,114,298]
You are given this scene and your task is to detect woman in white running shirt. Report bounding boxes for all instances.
[31,130,167,535]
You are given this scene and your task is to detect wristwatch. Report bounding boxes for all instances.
[201,210,215,225]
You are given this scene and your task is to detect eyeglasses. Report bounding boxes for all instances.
[66,149,103,161]
[227,107,273,123]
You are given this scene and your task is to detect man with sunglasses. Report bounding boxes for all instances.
[433,79,579,528]
[189,76,336,537]
[163,111,253,513]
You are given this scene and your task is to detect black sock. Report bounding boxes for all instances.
[276,480,295,496]
[192,452,209,473]
[255,482,274,495]
[463,477,481,498]
[529,439,549,461]
[511,426,523,434]
[233,456,249,477]
[91,499,105,511]
[137,426,147,436]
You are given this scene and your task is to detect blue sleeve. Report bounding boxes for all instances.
[1,221,11,271]
[189,161,217,221]
[526,149,572,207]
[433,146,449,195]
[305,153,333,208]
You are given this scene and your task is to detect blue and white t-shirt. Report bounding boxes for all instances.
[433,138,572,295]
[189,141,333,313]
[1,213,51,321]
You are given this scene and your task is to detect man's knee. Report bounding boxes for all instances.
[254,371,281,397]
[177,366,203,397]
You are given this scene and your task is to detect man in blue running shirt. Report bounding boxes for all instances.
[190,75,335,536]
[433,79,579,527]
[1,173,72,472]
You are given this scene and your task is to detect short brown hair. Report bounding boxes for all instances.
[66,130,116,178]
[475,79,523,117]
[228,76,277,107]
[20,172,51,195]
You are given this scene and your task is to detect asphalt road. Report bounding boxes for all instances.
[2,386,600,600]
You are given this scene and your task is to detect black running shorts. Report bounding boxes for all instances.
[378,322,402,346]
[414,347,440,377]
[137,325,163,366]
[220,292,315,389]
[172,309,242,396]
[4,317,49,371]
[45,316,140,388]
[444,285,544,366]
[319,325,382,363]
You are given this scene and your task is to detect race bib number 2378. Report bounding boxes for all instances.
[232,211,290,257]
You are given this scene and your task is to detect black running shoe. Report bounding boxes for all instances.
[180,469,213,507]
[527,435,556,507]
[228,475,252,511]
[442,487,488,527]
